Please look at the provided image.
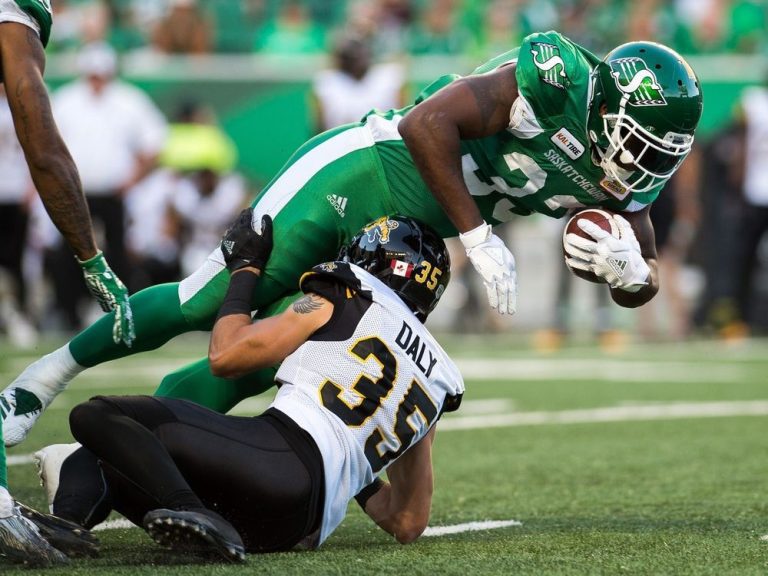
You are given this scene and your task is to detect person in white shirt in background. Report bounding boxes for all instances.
[726,82,768,335]
[124,168,181,292]
[0,86,37,347]
[50,41,167,329]
[311,32,407,134]
[158,108,247,278]
[172,169,248,278]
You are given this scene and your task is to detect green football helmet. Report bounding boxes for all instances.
[587,41,703,194]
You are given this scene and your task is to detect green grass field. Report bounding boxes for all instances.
[2,334,767,575]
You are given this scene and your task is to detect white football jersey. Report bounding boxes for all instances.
[742,86,768,207]
[270,262,464,547]
[313,62,405,130]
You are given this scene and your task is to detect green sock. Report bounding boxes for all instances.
[69,283,193,367]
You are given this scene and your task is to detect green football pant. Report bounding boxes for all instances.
[70,122,403,411]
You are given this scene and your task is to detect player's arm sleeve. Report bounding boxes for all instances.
[514,31,593,126]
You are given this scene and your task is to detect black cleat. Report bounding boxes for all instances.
[143,508,245,563]
[16,502,99,558]
[0,506,69,567]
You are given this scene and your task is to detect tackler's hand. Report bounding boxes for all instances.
[220,208,274,274]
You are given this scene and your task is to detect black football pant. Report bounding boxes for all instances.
[63,395,324,552]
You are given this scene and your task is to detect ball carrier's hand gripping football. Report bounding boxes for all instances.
[564,214,650,292]
[460,221,517,315]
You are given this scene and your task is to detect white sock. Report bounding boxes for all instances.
[8,345,85,408]
[0,486,14,517]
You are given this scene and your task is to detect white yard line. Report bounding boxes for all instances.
[91,518,523,535]
[453,358,745,383]
[92,519,135,532]
[10,400,768,466]
[423,519,522,536]
[439,400,768,431]
[6,454,35,466]
[3,358,747,387]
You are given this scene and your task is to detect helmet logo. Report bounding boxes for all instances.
[364,217,399,244]
[609,58,666,106]
[531,42,569,89]
[319,262,337,273]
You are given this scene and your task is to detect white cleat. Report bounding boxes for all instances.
[0,388,44,447]
[33,443,81,512]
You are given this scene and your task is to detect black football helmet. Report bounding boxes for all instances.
[340,216,450,321]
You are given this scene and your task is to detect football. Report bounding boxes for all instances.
[562,209,620,284]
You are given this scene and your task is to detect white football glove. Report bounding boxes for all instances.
[460,222,517,315]
[564,214,650,292]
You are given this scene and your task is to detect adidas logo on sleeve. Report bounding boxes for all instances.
[327,195,348,217]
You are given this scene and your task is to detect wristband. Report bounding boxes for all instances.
[458,222,491,250]
[354,477,384,510]
[217,270,259,320]
[76,250,105,271]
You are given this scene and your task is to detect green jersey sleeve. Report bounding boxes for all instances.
[514,31,599,130]
[14,0,52,47]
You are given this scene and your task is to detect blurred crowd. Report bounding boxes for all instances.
[48,0,768,58]
[0,41,249,345]
[1,0,767,347]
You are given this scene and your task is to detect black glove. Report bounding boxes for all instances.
[220,208,273,273]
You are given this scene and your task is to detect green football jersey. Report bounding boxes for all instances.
[14,0,52,47]
[368,31,662,232]
[464,30,662,220]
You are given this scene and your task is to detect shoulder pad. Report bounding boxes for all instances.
[299,261,371,301]
[516,31,598,123]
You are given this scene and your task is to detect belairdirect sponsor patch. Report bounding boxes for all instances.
[600,177,630,200]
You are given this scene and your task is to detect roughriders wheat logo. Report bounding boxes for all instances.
[35,0,53,13]
[531,42,569,89]
[609,57,666,106]
[364,217,399,244]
